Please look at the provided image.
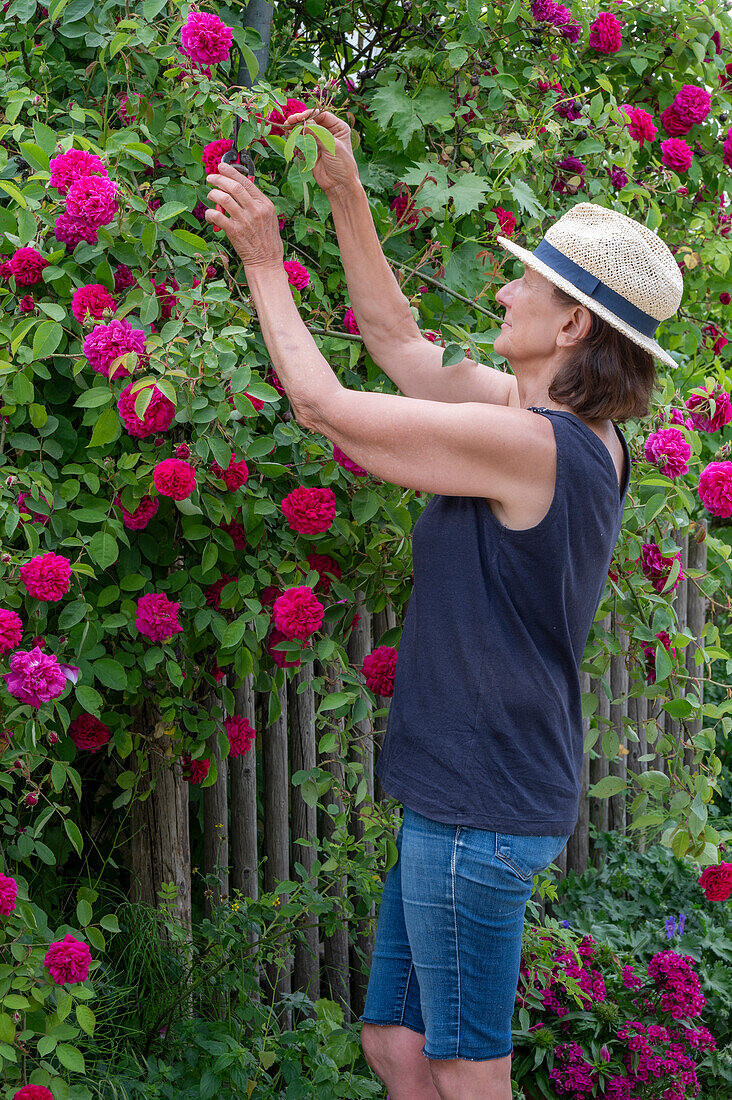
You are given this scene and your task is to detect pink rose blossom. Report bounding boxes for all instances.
[588,12,622,53]
[45,934,92,984]
[698,462,732,518]
[65,175,118,227]
[343,307,360,335]
[671,84,712,126]
[201,138,233,175]
[660,105,693,137]
[268,98,309,137]
[362,645,399,697]
[698,862,732,901]
[18,295,36,313]
[49,148,107,194]
[281,484,336,534]
[72,283,116,324]
[114,494,159,530]
[114,264,135,292]
[54,213,98,249]
[618,104,657,147]
[224,715,256,757]
[20,552,72,601]
[180,11,232,65]
[643,427,690,478]
[0,872,17,915]
[660,137,693,173]
[210,452,249,492]
[117,382,175,438]
[83,319,146,380]
[685,386,732,432]
[640,542,683,594]
[4,647,77,707]
[283,259,310,289]
[9,248,48,286]
[272,586,325,641]
[69,713,111,752]
[136,592,183,643]
[153,458,197,499]
[181,754,210,783]
[0,608,23,653]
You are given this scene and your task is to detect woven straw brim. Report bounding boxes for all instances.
[496,236,679,372]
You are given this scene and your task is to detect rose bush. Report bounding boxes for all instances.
[0,0,731,1091]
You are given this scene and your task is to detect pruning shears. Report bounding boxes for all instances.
[212,113,256,232]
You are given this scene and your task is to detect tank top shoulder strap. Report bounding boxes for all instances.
[527,406,630,500]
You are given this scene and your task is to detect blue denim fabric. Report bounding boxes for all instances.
[360,805,571,1061]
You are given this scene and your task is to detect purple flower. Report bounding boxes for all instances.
[4,646,78,707]
[664,915,676,940]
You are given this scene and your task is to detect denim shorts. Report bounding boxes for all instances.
[360,805,571,1061]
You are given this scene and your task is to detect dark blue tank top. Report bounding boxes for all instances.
[375,407,631,836]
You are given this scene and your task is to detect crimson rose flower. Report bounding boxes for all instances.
[153,458,197,499]
[20,552,72,602]
[362,645,399,697]
[45,934,92,984]
[69,713,111,752]
[698,862,732,902]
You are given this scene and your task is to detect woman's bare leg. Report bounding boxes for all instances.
[361,1023,442,1099]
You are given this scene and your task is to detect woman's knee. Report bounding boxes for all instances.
[361,1022,426,1072]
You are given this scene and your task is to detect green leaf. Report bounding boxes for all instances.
[588,775,627,799]
[56,1042,85,1073]
[351,488,380,524]
[32,320,63,359]
[446,171,491,218]
[59,600,88,629]
[0,179,27,209]
[88,531,118,569]
[33,120,58,155]
[171,228,210,257]
[153,202,188,223]
[19,142,50,172]
[75,388,114,408]
[89,407,121,448]
[76,899,93,926]
[441,343,466,367]
[220,618,247,649]
[75,1004,96,1036]
[75,683,103,712]
[93,657,127,691]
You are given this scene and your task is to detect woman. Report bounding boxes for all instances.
[207,109,684,1100]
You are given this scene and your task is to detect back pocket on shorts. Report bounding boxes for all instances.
[495,832,571,882]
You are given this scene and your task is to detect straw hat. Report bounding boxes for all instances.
[496,203,683,371]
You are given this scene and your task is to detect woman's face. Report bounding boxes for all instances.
[494,263,570,368]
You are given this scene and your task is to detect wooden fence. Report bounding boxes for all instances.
[129,524,708,1029]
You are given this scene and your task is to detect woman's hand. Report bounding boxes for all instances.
[205,162,284,269]
[281,109,360,196]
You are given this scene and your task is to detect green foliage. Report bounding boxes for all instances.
[0,0,731,1091]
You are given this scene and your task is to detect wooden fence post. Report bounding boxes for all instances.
[589,613,612,869]
[129,715,191,933]
[627,690,649,854]
[347,592,375,1018]
[230,673,260,981]
[566,670,592,876]
[608,618,629,834]
[261,674,292,1030]
[203,692,229,920]
[685,523,708,770]
[318,619,351,1019]
[287,659,320,1015]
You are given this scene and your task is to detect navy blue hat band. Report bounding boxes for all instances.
[531,238,660,339]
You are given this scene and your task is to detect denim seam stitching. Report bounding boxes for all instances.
[452,826,462,1057]
[399,961,413,1026]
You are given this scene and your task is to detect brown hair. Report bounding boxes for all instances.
[547,283,657,422]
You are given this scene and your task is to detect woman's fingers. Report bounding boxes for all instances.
[206,188,242,217]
